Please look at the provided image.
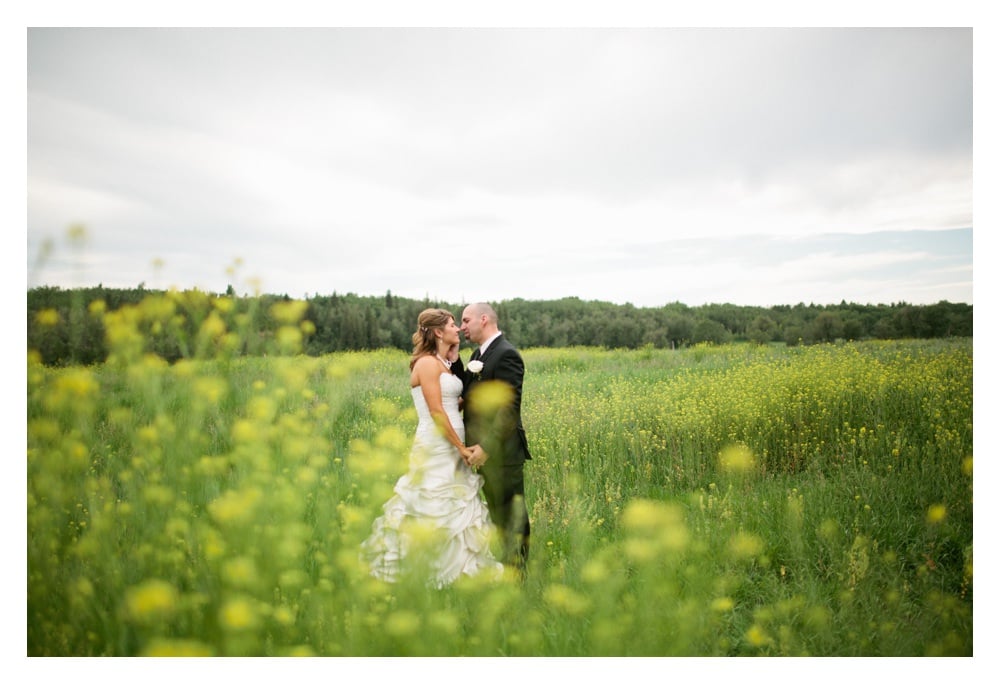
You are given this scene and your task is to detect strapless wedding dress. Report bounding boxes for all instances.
[361,372,503,586]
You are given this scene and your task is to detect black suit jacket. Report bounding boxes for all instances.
[455,334,531,465]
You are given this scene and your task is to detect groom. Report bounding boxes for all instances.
[456,302,531,574]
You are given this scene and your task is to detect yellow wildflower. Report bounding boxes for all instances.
[719,443,756,474]
[927,504,947,525]
[142,639,214,656]
[219,596,260,631]
[124,579,178,623]
[35,308,60,326]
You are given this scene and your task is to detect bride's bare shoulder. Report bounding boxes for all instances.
[411,354,437,384]
[412,354,438,371]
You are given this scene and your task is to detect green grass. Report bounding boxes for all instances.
[27,310,972,656]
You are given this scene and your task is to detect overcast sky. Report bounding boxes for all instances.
[26,24,974,308]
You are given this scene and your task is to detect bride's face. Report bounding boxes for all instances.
[439,318,460,345]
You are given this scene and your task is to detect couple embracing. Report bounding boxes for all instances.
[361,302,531,586]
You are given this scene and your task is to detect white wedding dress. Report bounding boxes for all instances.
[361,372,503,587]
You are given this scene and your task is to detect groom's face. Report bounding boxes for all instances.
[460,307,484,344]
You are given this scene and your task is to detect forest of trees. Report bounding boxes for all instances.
[27,285,974,367]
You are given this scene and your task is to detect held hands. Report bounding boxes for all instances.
[462,443,488,468]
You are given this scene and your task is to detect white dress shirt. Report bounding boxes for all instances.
[478,331,503,358]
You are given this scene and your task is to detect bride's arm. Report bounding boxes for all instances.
[414,356,474,461]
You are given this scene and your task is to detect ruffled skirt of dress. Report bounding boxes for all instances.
[361,433,503,587]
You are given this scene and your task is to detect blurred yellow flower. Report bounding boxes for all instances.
[199,312,227,339]
[74,577,94,599]
[273,606,296,627]
[728,532,765,559]
[222,556,258,588]
[374,425,409,452]
[428,610,461,635]
[67,223,88,242]
[296,466,318,486]
[719,443,756,474]
[370,397,400,421]
[817,518,841,542]
[53,369,99,399]
[711,597,735,612]
[248,395,278,422]
[124,579,179,623]
[543,583,591,616]
[385,610,421,637]
[927,504,947,525]
[745,624,772,648]
[194,376,228,404]
[35,308,60,326]
[219,596,260,631]
[208,487,262,525]
[270,299,309,324]
[581,558,611,584]
[469,380,514,415]
[337,504,367,533]
[279,569,309,591]
[231,419,260,444]
[142,484,174,506]
[276,325,303,353]
[142,639,213,656]
[621,498,682,532]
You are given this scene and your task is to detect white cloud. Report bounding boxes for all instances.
[26,27,973,307]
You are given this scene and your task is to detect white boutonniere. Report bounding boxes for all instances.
[467,360,484,377]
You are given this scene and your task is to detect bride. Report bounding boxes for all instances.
[361,308,504,587]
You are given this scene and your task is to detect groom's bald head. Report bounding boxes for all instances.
[461,302,499,344]
[470,302,497,323]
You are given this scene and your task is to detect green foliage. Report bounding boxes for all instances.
[27,286,973,366]
[27,299,972,656]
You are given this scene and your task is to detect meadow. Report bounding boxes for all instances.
[26,296,972,656]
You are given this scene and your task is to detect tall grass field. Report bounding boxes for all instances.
[27,299,972,656]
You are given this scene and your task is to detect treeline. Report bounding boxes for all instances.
[27,285,973,366]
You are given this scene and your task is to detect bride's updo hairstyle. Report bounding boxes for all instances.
[410,308,455,370]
